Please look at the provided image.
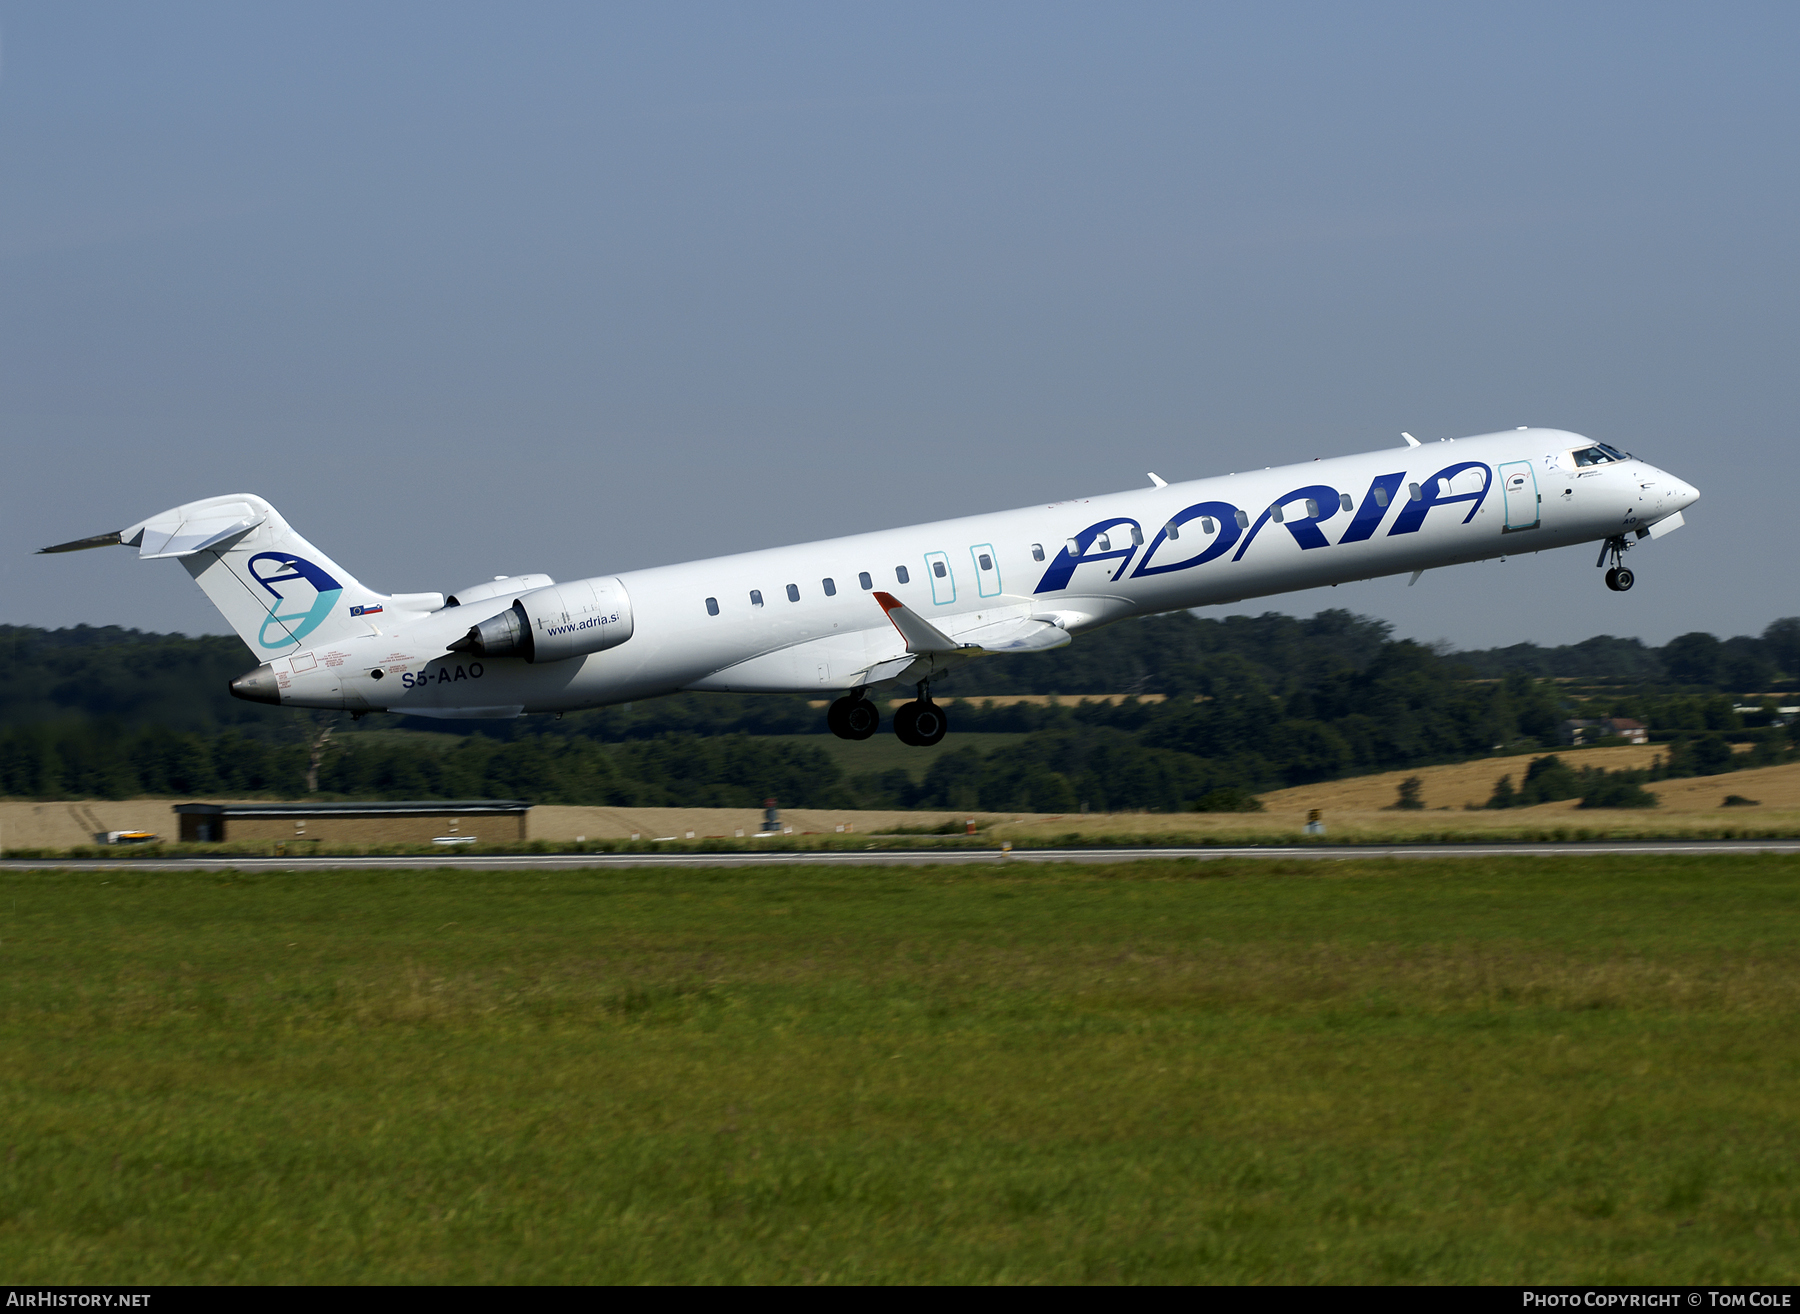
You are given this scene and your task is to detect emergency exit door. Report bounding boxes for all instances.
[969,543,1002,597]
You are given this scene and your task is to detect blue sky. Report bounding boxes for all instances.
[3,3,1794,649]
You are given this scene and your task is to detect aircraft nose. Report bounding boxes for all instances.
[229,663,282,705]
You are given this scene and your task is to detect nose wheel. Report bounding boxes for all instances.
[1597,535,1635,591]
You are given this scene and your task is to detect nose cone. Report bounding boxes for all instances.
[229,664,282,705]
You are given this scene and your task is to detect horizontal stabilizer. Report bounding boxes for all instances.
[38,530,125,554]
[125,501,268,559]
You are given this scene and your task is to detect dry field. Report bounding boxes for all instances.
[4,753,1796,852]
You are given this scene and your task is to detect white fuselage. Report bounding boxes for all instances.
[260,427,1698,717]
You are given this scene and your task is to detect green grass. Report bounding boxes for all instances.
[2,855,1798,1283]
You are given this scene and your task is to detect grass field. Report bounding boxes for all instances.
[2,855,1798,1282]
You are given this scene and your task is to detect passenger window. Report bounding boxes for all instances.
[1164,520,1180,541]
[859,571,872,590]
[1234,509,1249,528]
[1097,533,1111,551]
[932,560,947,578]
[1031,544,1044,561]
[1271,505,1285,524]
[822,577,836,597]
[1304,498,1319,518]
[1129,526,1143,546]
[1200,516,1215,534]
[750,589,764,607]
[786,583,800,602]
[1339,493,1354,512]
[978,554,992,571]
[1374,486,1389,507]
[1408,483,1423,501]
[705,597,719,616]
[895,566,910,584]
[1065,537,1079,554]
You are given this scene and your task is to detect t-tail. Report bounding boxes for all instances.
[37,493,444,659]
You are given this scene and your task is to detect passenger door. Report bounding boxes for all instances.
[1498,460,1540,532]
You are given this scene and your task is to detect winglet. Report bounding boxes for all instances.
[1401,432,1421,448]
[1147,472,1168,488]
[873,591,962,654]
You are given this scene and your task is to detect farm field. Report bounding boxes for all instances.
[4,756,1796,853]
[1,855,1797,1282]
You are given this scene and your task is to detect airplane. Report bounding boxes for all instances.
[40,427,1698,746]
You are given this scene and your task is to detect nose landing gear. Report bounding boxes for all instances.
[827,690,881,740]
[1598,535,1635,592]
[893,683,949,747]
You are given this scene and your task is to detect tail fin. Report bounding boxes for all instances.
[53,494,444,655]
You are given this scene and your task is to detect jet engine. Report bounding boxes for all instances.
[448,576,633,663]
[445,574,555,607]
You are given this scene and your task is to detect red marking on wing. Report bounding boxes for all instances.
[873,591,903,614]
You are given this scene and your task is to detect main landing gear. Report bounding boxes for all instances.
[1598,535,1635,592]
[892,684,949,747]
[827,690,881,741]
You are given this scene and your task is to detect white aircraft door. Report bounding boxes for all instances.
[1498,461,1540,532]
[969,544,1001,598]
[924,551,955,604]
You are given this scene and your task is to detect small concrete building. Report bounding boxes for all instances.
[173,800,531,845]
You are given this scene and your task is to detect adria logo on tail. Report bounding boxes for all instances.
[248,552,343,648]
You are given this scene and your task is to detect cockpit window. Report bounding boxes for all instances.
[1571,445,1621,467]
[1599,443,1629,460]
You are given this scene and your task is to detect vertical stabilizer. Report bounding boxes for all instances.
[113,494,442,655]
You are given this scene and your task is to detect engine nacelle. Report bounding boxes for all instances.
[445,574,555,607]
[449,576,633,664]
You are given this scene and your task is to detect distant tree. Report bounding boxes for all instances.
[1689,734,1735,776]
[1485,774,1517,809]
[1719,636,1777,692]
[1763,617,1800,681]
[1576,771,1659,809]
[1661,632,1723,687]
[1388,776,1426,810]
[1192,787,1264,813]
[1517,754,1583,805]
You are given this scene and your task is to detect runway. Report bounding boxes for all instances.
[4,838,1798,872]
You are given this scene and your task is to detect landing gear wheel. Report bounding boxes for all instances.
[1605,567,1620,591]
[910,700,948,746]
[841,696,879,740]
[1612,566,1634,592]
[894,699,948,746]
[828,694,881,740]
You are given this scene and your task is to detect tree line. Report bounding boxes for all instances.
[3,612,1795,740]
[2,618,1793,808]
